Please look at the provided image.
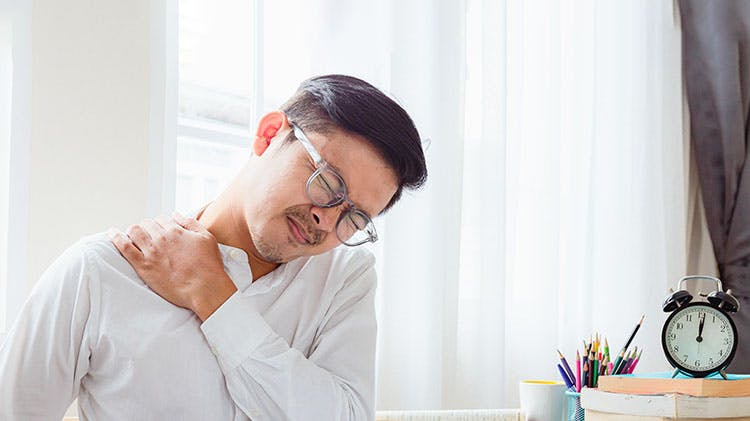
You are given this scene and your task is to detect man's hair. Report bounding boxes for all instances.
[280,74,427,213]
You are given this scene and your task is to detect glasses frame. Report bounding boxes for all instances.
[291,123,378,246]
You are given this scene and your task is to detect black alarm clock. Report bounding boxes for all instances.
[661,276,740,379]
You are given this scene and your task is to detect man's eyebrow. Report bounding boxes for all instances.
[323,160,377,218]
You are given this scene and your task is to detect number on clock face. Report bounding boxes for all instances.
[664,305,734,372]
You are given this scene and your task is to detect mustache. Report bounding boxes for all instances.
[286,207,324,245]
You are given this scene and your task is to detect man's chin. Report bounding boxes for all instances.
[254,235,334,263]
[251,237,286,264]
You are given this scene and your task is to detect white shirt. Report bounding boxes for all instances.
[0,232,377,421]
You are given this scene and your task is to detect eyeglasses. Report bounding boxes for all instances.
[291,123,378,246]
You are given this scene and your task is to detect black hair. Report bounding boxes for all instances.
[280,74,427,213]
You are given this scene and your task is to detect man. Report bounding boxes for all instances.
[0,75,427,420]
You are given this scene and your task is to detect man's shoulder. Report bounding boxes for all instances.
[74,232,122,259]
[51,232,145,293]
[56,231,129,274]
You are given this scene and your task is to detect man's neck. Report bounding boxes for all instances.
[196,196,280,282]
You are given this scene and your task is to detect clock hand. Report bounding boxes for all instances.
[697,312,705,342]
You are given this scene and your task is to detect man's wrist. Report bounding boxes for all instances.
[191,273,238,322]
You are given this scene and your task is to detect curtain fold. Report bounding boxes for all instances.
[680,0,750,373]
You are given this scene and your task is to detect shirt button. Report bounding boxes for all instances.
[210,346,218,356]
[230,249,245,262]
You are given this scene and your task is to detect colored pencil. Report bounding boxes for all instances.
[581,349,589,387]
[610,315,645,375]
[621,348,635,374]
[557,349,575,387]
[622,315,645,351]
[619,347,637,375]
[616,350,630,375]
[600,354,609,376]
[582,362,589,388]
[575,351,581,392]
[604,337,610,361]
[558,363,574,389]
[626,347,638,373]
[591,358,599,387]
[611,349,625,375]
[628,348,643,374]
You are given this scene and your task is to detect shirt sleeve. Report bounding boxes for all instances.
[200,257,377,421]
[0,242,99,420]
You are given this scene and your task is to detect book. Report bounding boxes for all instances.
[581,387,750,419]
[585,411,750,421]
[596,371,750,397]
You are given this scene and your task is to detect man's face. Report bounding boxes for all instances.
[243,121,398,263]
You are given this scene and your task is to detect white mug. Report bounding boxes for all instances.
[518,380,566,421]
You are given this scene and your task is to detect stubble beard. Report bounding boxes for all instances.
[252,206,319,264]
[253,235,285,263]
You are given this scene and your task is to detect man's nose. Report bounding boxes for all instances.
[310,206,340,233]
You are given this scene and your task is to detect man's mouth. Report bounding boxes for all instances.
[287,217,311,245]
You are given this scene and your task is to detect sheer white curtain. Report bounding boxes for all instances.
[456,0,685,408]
[382,0,687,409]
[263,0,686,410]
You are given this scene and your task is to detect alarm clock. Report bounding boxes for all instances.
[661,276,740,379]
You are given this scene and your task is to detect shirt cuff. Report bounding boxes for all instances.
[200,291,274,371]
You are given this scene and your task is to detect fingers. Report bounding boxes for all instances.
[154,215,173,229]
[173,211,210,235]
[140,218,167,246]
[108,228,144,264]
[125,224,151,252]
[156,214,183,236]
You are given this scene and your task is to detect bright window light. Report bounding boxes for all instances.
[175,0,257,213]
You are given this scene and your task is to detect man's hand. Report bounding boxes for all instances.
[109,212,238,321]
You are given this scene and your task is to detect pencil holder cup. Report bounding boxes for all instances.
[565,390,584,421]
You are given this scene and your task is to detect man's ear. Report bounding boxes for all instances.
[253,111,290,156]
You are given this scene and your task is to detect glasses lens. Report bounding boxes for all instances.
[337,210,376,246]
[308,168,347,207]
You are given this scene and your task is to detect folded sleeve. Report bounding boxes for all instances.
[0,242,100,420]
[200,257,377,421]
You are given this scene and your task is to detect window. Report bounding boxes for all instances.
[176,0,260,212]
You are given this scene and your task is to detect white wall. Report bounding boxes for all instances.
[2,0,31,336]
[16,0,174,416]
[0,10,12,335]
[2,0,174,339]
[26,0,153,290]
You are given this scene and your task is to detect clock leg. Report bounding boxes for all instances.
[719,369,729,380]
[671,368,680,378]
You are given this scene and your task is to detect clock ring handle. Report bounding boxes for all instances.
[678,275,723,293]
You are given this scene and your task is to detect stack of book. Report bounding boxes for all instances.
[580,372,750,420]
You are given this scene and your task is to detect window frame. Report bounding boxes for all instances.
[172,0,264,213]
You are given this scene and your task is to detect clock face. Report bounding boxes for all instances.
[662,303,738,376]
